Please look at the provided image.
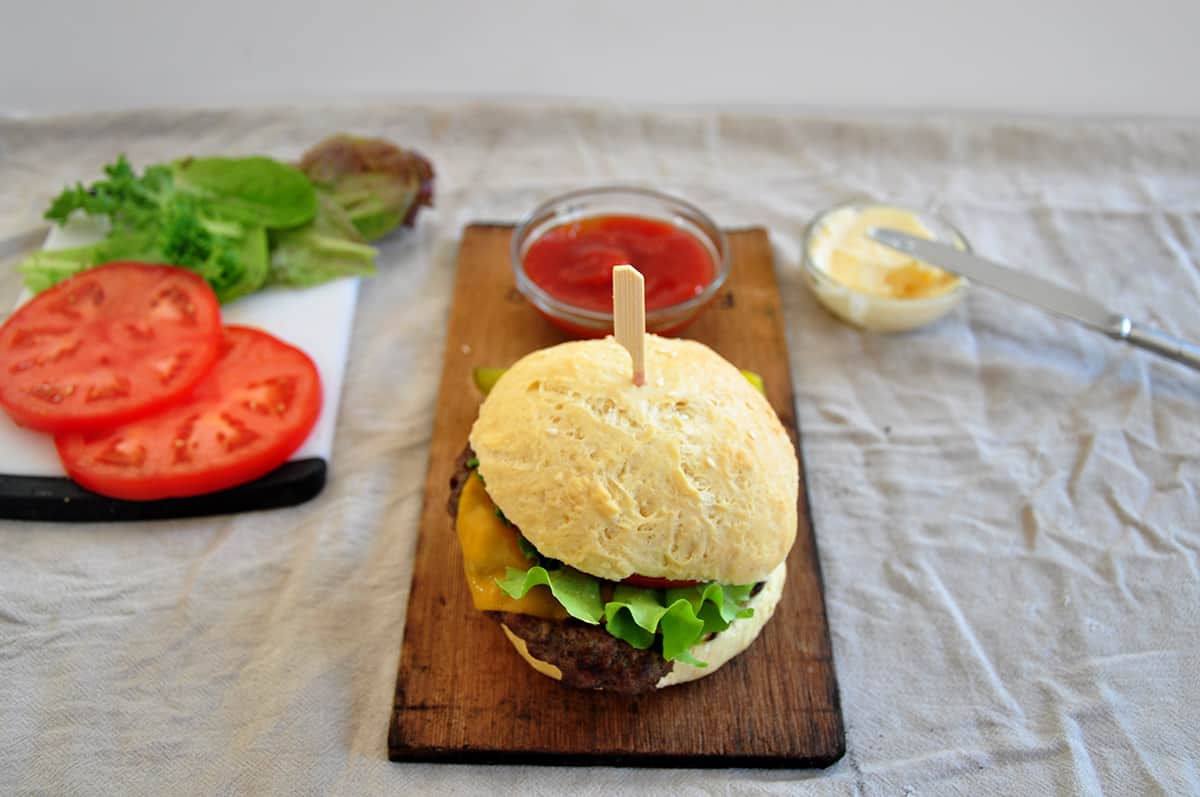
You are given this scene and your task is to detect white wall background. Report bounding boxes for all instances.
[2,0,1199,117]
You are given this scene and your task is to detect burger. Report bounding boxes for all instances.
[447,334,798,693]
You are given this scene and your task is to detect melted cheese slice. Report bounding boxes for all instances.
[455,473,567,618]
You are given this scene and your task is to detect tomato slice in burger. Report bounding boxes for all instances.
[621,575,702,590]
[0,262,223,433]
[55,325,322,501]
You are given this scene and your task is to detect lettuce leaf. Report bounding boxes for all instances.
[496,565,755,666]
[172,156,317,229]
[607,582,754,666]
[496,566,604,624]
[297,134,435,239]
[667,582,756,634]
[21,152,365,302]
[266,190,377,287]
[18,230,158,293]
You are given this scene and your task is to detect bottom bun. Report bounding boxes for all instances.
[500,562,787,691]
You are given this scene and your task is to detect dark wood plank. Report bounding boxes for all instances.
[389,224,844,768]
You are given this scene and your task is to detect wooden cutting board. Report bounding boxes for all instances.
[389,224,844,768]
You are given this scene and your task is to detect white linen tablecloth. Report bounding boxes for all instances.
[1,104,1197,796]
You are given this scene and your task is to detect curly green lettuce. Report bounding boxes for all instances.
[19,138,434,302]
[22,154,311,302]
[496,565,755,667]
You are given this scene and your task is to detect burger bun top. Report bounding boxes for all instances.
[469,335,798,585]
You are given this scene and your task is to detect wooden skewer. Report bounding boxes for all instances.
[613,264,646,386]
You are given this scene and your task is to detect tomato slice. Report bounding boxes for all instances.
[55,326,322,501]
[0,262,223,433]
[621,575,702,590]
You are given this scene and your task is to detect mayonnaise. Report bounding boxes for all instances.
[807,205,961,299]
[802,202,969,333]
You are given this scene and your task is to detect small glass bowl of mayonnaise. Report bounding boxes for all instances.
[801,200,971,332]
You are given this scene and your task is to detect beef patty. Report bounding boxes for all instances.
[447,443,675,693]
[446,443,476,519]
[489,611,673,693]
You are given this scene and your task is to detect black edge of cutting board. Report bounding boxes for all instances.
[0,458,326,522]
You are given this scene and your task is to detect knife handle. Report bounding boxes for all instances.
[1116,320,1200,371]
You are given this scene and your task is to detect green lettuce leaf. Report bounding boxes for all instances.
[266,190,377,287]
[20,152,390,304]
[155,196,270,303]
[496,566,604,624]
[666,582,756,634]
[497,565,755,666]
[18,230,158,293]
[606,582,754,666]
[173,156,317,229]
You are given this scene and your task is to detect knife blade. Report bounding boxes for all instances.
[867,227,1200,372]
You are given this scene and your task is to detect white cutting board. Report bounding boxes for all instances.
[0,219,357,477]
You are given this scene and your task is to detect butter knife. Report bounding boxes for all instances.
[868,227,1200,372]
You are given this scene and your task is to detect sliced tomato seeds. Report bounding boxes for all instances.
[0,262,223,433]
[55,325,322,501]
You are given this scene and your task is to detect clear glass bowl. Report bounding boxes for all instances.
[511,186,730,338]
[801,199,971,333]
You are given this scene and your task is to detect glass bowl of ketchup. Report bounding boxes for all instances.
[511,186,730,337]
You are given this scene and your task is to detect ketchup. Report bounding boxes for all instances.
[523,215,715,314]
